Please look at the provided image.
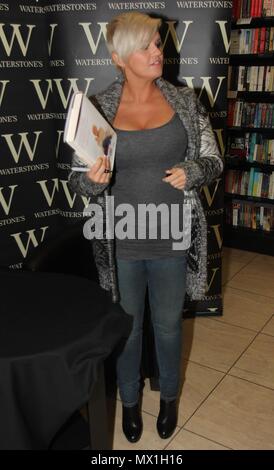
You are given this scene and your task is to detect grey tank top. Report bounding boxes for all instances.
[111,113,188,260]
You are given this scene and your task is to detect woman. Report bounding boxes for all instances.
[69,12,223,443]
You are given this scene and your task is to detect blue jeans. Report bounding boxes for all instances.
[116,256,187,407]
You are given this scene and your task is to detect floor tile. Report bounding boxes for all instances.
[222,257,247,285]
[230,333,274,390]
[112,400,178,450]
[251,254,274,268]
[142,361,224,426]
[182,317,256,372]
[222,248,257,286]
[217,286,274,331]
[166,429,230,450]
[261,316,274,337]
[227,256,274,299]
[185,375,274,450]
[110,248,274,450]
[222,247,257,264]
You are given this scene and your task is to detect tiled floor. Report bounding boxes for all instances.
[112,247,274,450]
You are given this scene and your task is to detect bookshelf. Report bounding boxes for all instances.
[224,1,274,255]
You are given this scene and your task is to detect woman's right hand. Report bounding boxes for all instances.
[86,155,112,184]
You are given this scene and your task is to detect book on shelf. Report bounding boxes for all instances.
[226,135,248,159]
[232,201,241,226]
[230,27,274,54]
[225,168,274,199]
[248,167,255,194]
[227,100,274,128]
[64,91,117,171]
[242,133,274,163]
[226,198,274,231]
[228,65,274,92]
[225,3,274,250]
[232,0,274,20]
[262,0,274,17]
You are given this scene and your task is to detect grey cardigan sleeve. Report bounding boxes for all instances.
[68,152,109,197]
[175,91,224,191]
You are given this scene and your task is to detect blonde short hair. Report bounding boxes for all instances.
[106,12,162,61]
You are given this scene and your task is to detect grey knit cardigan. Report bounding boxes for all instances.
[68,76,223,303]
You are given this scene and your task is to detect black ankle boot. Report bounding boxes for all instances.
[122,403,143,443]
[157,399,177,439]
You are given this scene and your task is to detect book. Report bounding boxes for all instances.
[64,91,117,171]
[227,135,247,159]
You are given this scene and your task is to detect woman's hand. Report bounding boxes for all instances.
[87,155,112,184]
[162,167,186,190]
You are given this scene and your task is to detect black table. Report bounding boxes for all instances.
[0,270,132,450]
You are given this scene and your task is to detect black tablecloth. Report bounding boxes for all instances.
[0,270,132,450]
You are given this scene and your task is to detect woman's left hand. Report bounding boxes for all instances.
[162,167,186,190]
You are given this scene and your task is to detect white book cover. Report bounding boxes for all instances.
[251,66,258,92]
[257,67,264,92]
[241,30,247,54]
[232,205,239,226]
[250,66,255,91]
[64,91,117,171]
[270,140,274,164]
[230,30,241,54]
[269,173,274,199]
[270,67,274,91]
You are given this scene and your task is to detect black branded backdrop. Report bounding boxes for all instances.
[0,0,231,315]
